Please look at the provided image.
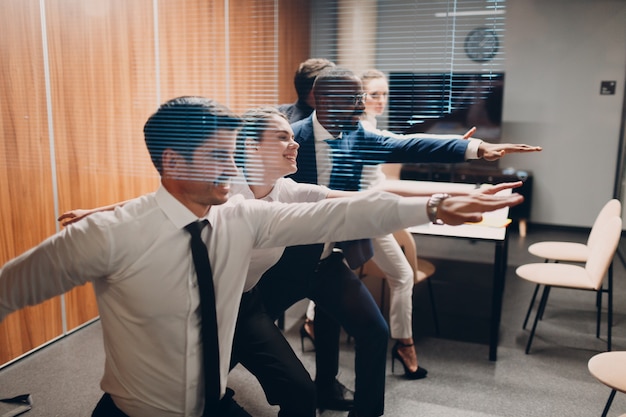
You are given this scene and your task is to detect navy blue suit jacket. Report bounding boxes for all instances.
[289,115,470,191]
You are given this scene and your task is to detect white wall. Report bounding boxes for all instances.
[502,0,626,226]
[311,0,626,227]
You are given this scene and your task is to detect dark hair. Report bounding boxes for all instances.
[294,58,336,102]
[235,107,289,170]
[143,96,241,174]
[312,66,359,98]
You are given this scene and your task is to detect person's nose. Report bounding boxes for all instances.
[288,141,300,150]
[224,156,238,176]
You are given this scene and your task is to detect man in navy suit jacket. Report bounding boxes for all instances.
[257,67,540,417]
[290,68,537,191]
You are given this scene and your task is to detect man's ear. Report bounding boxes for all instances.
[162,149,185,177]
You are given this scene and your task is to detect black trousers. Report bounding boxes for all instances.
[256,245,389,417]
[92,394,129,417]
[231,288,317,417]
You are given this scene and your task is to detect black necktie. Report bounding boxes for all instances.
[184,220,221,414]
[324,138,374,268]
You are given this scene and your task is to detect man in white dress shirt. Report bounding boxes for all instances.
[0,96,523,417]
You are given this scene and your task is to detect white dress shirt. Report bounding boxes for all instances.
[0,185,431,417]
[230,175,330,291]
[312,112,336,187]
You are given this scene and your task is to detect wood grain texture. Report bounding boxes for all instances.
[158,0,228,105]
[44,0,160,331]
[229,0,280,113]
[0,0,63,364]
[1,0,311,366]
[278,0,312,104]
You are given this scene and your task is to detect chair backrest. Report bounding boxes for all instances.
[587,199,621,247]
[586,216,622,290]
[381,163,402,181]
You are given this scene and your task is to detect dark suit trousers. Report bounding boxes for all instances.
[231,287,316,417]
[258,247,389,417]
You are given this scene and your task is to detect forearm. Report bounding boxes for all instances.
[373,179,473,197]
[252,191,429,250]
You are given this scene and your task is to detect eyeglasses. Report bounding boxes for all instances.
[324,92,367,106]
[351,93,367,105]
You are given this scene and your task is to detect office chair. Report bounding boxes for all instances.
[588,351,626,417]
[523,199,621,330]
[516,216,622,353]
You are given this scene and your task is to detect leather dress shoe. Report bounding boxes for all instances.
[316,378,354,411]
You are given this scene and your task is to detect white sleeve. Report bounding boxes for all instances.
[242,191,429,250]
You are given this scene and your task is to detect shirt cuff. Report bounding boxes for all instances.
[396,196,430,227]
[464,138,483,160]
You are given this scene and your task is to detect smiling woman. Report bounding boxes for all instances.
[236,108,300,191]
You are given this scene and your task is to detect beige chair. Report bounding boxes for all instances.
[588,351,626,417]
[515,216,622,353]
[523,199,622,331]
[357,228,439,335]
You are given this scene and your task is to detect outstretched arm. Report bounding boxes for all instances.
[437,192,524,225]
[58,200,130,226]
[370,179,523,198]
[478,142,542,161]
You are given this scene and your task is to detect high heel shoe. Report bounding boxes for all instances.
[300,319,315,352]
[391,341,427,380]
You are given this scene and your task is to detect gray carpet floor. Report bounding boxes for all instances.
[2,226,626,417]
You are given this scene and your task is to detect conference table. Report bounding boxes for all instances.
[382,180,512,361]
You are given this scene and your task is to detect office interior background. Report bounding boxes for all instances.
[1,0,625,403]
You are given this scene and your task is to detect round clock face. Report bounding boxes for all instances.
[464,27,499,62]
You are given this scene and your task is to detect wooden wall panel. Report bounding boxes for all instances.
[0,0,63,364]
[44,0,160,331]
[1,0,311,367]
[278,0,312,104]
[158,0,228,106]
[229,0,280,113]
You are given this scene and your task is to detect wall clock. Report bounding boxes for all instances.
[464,27,499,62]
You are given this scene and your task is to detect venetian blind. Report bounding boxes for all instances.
[311,0,506,141]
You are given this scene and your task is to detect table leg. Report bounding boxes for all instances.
[489,232,509,361]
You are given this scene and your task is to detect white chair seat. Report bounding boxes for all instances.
[516,216,622,354]
[516,263,598,291]
[589,351,626,394]
[528,241,588,263]
[588,351,626,416]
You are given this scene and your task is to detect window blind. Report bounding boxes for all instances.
[311,0,506,139]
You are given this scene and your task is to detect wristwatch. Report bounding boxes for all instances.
[427,193,451,224]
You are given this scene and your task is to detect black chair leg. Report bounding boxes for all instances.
[537,261,555,322]
[596,288,602,339]
[608,262,613,351]
[601,389,616,417]
[526,285,551,354]
[523,284,540,329]
[522,260,550,329]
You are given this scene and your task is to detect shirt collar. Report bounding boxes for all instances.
[312,111,341,142]
[155,185,210,230]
